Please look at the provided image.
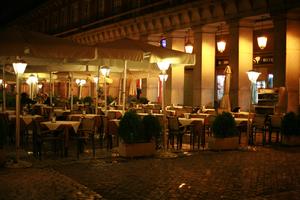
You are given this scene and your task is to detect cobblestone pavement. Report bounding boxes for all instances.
[0,146,299,200]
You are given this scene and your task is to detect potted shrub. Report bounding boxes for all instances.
[118,110,159,157]
[281,112,300,146]
[142,114,162,148]
[208,112,239,150]
[83,96,93,106]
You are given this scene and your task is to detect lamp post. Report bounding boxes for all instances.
[159,72,168,151]
[12,60,27,164]
[26,74,38,99]
[157,61,177,158]
[246,70,261,145]
[100,66,110,116]
[76,79,86,99]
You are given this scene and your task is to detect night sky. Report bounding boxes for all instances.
[0,0,47,27]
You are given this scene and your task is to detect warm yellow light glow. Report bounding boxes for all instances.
[13,61,27,74]
[37,84,43,89]
[184,41,193,54]
[27,74,38,84]
[75,79,86,86]
[100,66,110,77]
[247,70,261,83]
[93,77,98,83]
[157,61,170,72]
[159,73,168,82]
[217,40,226,53]
[0,79,2,85]
[257,36,267,49]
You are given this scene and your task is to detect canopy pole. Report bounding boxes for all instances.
[15,72,20,162]
[2,65,6,111]
[49,72,53,106]
[70,73,74,111]
[68,73,71,99]
[122,60,128,114]
[118,73,122,106]
[95,66,100,114]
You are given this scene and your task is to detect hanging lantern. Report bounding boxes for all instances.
[217,40,226,53]
[184,29,193,54]
[257,35,267,49]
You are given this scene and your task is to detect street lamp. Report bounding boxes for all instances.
[75,79,86,99]
[12,60,31,167]
[26,74,38,99]
[101,66,110,115]
[246,70,261,145]
[157,61,176,158]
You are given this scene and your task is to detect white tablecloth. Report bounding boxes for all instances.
[41,121,80,133]
[178,118,205,126]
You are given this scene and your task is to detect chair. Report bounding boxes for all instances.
[250,114,269,145]
[167,116,185,149]
[76,117,96,159]
[32,119,64,159]
[269,114,282,143]
[204,115,216,136]
[236,121,248,144]
[0,112,11,146]
[106,119,119,150]
[190,120,204,150]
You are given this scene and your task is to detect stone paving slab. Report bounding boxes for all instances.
[50,146,300,200]
[0,146,299,200]
[0,168,103,200]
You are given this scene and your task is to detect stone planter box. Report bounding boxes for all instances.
[208,136,239,150]
[118,141,156,158]
[282,135,300,146]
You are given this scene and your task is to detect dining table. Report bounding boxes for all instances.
[41,120,81,157]
[9,114,42,126]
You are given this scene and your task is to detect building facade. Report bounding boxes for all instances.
[11,0,300,113]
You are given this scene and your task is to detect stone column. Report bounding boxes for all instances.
[170,37,185,105]
[273,12,286,87]
[165,35,173,106]
[285,15,300,113]
[200,27,216,108]
[192,28,202,106]
[228,20,254,111]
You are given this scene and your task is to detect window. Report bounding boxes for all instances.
[217,75,225,100]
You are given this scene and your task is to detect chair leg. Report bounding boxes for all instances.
[91,134,95,158]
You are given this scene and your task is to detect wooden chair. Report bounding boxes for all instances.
[167,116,185,149]
[76,117,96,159]
[250,114,269,145]
[269,114,282,143]
[204,115,216,136]
[32,119,64,159]
[0,112,11,146]
[190,120,204,150]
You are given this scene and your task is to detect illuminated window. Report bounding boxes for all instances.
[268,74,273,88]
[217,75,225,100]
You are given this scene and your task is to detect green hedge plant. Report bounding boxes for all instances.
[212,112,238,138]
[281,112,300,136]
[118,110,161,144]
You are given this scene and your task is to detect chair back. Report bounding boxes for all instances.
[252,114,268,128]
[270,114,282,128]
[168,116,180,131]
[80,117,96,132]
